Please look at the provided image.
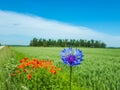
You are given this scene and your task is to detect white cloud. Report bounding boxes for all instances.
[0,10,120,47]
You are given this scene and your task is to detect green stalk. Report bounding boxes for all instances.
[70,66,72,90]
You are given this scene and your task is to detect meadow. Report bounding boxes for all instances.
[0,46,120,90]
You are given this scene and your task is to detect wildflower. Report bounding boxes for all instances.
[15,58,62,78]
[38,63,43,67]
[17,63,25,69]
[17,65,21,69]
[52,70,56,75]
[27,74,32,79]
[32,65,35,68]
[61,48,83,66]
[61,48,84,90]
[44,65,48,69]
[20,58,28,63]
[51,65,56,69]
[26,63,30,67]
[50,69,56,75]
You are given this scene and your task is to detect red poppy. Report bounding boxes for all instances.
[50,69,56,75]
[28,74,32,79]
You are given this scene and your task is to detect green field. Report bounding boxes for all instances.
[0,47,120,90]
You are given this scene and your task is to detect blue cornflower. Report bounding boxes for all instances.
[61,48,83,66]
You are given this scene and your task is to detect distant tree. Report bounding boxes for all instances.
[84,40,88,47]
[30,37,38,46]
[38,38,42,46]
[101,42,106,48]
[30,40,33,46]
[53,40,57,46]
[79,39,84,47]
[74,40,79,47]
[90,39,94,48]
[42,39,47,47]
[0,43,1,46]
[94,40,100,48]
[69,39,73,47]
[72,39,76,47]
[33,38,39,46]
[67,40,71,47]
[57,39,62,47]
[87,40,91,47]
[48,39,52,47]
[64,39,68,47]
[29,38,106,48]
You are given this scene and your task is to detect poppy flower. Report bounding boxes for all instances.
[50,69,56,75]
[27,74,32,79]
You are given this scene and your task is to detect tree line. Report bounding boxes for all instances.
[29,38,106,48]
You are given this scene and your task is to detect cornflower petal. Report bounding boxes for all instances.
[61,48,84,66]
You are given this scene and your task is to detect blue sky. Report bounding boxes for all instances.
[0,0,120,47]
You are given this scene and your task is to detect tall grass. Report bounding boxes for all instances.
[0,47,120,90]
[0,47,13,90]
[0,46,25,90]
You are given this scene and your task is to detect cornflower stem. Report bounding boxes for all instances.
[70,65,72,90]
